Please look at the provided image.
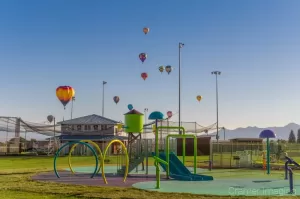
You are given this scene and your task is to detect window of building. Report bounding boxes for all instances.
[93,125,98,131]
[84,125,88,131]
[87,125,91,130]
[77,125,81,131]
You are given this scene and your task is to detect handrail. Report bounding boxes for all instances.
[152,155,168,189]
[153,156,168,165]
[284,156,300,194]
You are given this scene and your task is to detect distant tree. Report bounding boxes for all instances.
[288,130,296,143]
[297,129,300,143]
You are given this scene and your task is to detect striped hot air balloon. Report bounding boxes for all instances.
[56,86,75,109]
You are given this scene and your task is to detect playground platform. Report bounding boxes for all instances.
[32,166,300,196]
[32,171,163,187]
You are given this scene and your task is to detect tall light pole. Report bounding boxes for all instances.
[179,42,184,134]
[102,81,107,117]
[144,108,148,125]
[211,71,221,142]
[144,108,148,174]
[71,96,75,119]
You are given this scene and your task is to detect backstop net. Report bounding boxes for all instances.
[0,117,61,155]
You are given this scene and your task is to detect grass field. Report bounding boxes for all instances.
[0,155,296,199]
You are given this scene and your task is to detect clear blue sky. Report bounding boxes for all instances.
[0,0,299,129]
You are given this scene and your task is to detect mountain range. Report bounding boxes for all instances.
[213,123,300,140]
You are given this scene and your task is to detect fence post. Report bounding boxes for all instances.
[250,143,253,167]
[220,142,223,167]
[230,142,233,168]
[210,140,213,169]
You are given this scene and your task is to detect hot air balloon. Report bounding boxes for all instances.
[158,66,164,73]
[128,104,133,110]
[141,72,148,80]
[47,115,54,123]
[139,53,147,63]
[143,27,149,34]
[113,96,120,104]
[165,65,173,74]
[196,95,202,102]
[56,86,75,109]
[167,111,172,118]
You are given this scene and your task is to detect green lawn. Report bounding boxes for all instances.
[0,156,294,199]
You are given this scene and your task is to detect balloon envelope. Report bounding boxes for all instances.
[158,66,164,73]
[167,111,172,118]
[113,96,120,104]
[128,104,133,110]
[196,95,202,102]
[139,53,147,63]
[141,72,148,80]
[47,115,54,123]
[143,27,149,34]
[165,65,172,74]
[56,86,75,108]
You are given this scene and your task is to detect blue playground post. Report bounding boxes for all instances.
[284,156,300,194]
[287,167,294,194]
[285,160,289,180]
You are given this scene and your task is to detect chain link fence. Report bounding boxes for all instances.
[211,141,300,169]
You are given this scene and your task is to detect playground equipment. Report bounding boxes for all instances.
[68,140,103,175]
[102,139,129,184]
[233,151,252,167]
[262,152,266,171]
[148,111,213,189]
[259,129,276,174]
[284,156,300,194]
[118,109,145,175]
[54,141,99,178]
[54,139,129,184]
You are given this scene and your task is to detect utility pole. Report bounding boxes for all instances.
[102,81,107,116]
[178,42,184,134]
[211,71,221,142]
[71,96,75,119]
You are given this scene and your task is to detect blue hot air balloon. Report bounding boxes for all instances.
[128,104,133,110]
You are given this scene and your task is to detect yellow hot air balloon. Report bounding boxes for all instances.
[158,66,164,73]
[56,86,75,109]
[196,95,202,102]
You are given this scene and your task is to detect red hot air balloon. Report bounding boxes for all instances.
[167,111,172,118]
[113,96,120,104]
[143,27,150,34]
[141,72,148,80]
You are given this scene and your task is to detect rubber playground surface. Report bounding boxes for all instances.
[32,166,300,196]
